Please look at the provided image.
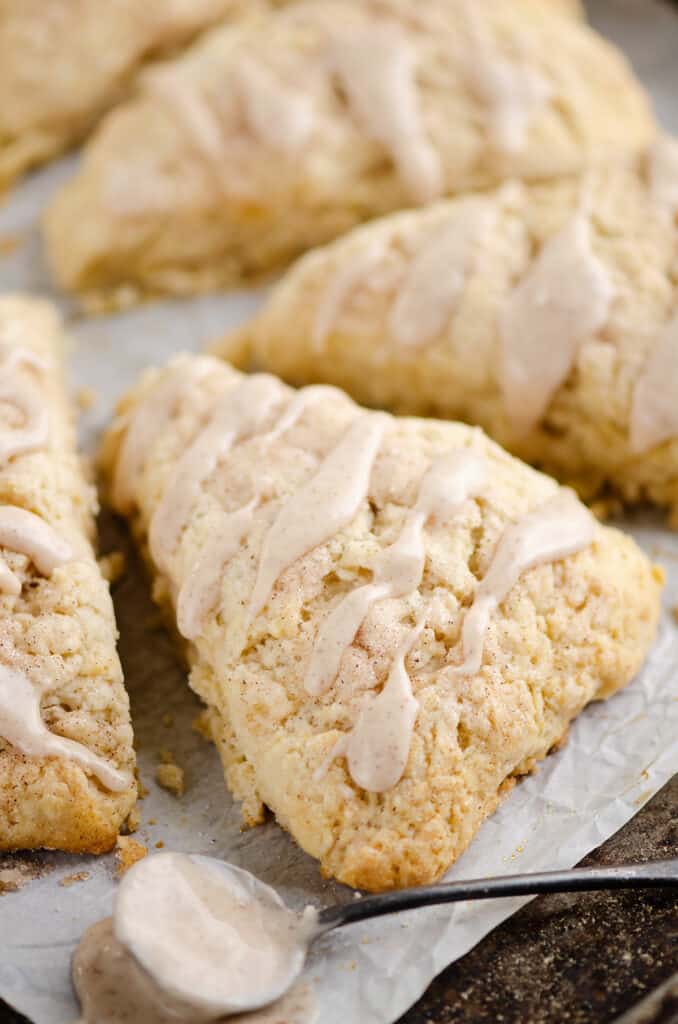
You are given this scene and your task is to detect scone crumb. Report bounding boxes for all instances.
[156,762,185,798]
[192,711,213,742]
[0,234,21,256]
[76,386,98,411]
[60,871,91,888]
[0,868,28,894]
[123,806,141,834]
[155,841,165,849]
[672,603,678,624]
[98,550,126,585]
[115,836,147,876]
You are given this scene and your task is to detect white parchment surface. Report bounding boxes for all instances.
[0,3,677,1023]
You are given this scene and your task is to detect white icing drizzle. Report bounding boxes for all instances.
[500,207,613,436]
[647,135,678,218]
[233,55,314,153]
[0,506,72,596]
[311,239,388,353]
[112,357,216,513]
[0,380,50,463]
[329,23,442,204]
[0,663,130,792]
[630,312,678,453]
[0,344,49,376]
[173,384,335,640]
[148,375,284,571]
[145,69,226,166]
[249,412,388,620]
[177,498,258,641]
[449,490,595,677]
[389,200,497,349]
[341,620,423,793]
[463,5,551,153]
[306,450,486,696]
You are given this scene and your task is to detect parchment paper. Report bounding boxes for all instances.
[0,3,677,1022]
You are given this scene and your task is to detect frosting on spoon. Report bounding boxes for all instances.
[500,208,613,436]
[329,23,442,204]
[449,490,595,677]
[306,450,486,695]
[630,312,678,453]
[249,412,388,619]
[0,505,72,596]
[389,200,497,349]
[0,664,130,792]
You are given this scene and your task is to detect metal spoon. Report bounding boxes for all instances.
[116,853,678,1019]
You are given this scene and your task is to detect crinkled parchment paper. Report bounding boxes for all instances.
[0,2,677,1022]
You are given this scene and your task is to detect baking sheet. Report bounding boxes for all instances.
[1,2,678,1022]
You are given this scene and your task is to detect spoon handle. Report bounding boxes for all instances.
[317,858,678,931]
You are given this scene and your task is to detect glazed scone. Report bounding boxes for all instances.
[217,144,678,524]
[99,357,662,890]
[0,296,136,853]
[44,0,654,310]
[0,0,280,192]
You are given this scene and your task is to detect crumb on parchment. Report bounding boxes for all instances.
[115,836,147,876]
[192,710,213,742]
[76,386,98,411]
[60,871,91,887]
[672,603,678,624]
[155,749,185,797]
[98,550,126,585]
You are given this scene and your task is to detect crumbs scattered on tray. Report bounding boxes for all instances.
[76,386,98,411]
[0,853,54,894]
[60,871,91,888]
[0,234,22,257]
[156,749,185,797]
[115,835,147,877]
[99,550,126,585]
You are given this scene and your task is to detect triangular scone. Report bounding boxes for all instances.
[0,296,136,854]
[44,0,653,310]
[100,357,662,890]
[217,148,678,525]
[0,0,284,192]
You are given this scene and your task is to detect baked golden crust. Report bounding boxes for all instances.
[44,0,654,309]
[100,357,662,890]
[0,296,136,853]
[216,155,678,524]
[0,0,278,192]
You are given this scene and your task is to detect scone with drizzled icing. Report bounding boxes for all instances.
[0,296,136,853]
[217,146,678,525]
[0,0,284,192]
[100,357,662,890]
[44,0,653,309]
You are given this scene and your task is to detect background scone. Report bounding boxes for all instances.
[217,146,678,524]
[0,0,284,192]
[0,296,136,853]
[44,0,654,309]
[100,357,662,891]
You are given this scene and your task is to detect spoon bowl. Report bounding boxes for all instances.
[114,852,678,1018]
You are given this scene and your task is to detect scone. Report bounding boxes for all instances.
[0,0,282,192]
[217,144,678,525]
[99,356,662,890]
[44,0,654,310]
[0,296,136,853]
